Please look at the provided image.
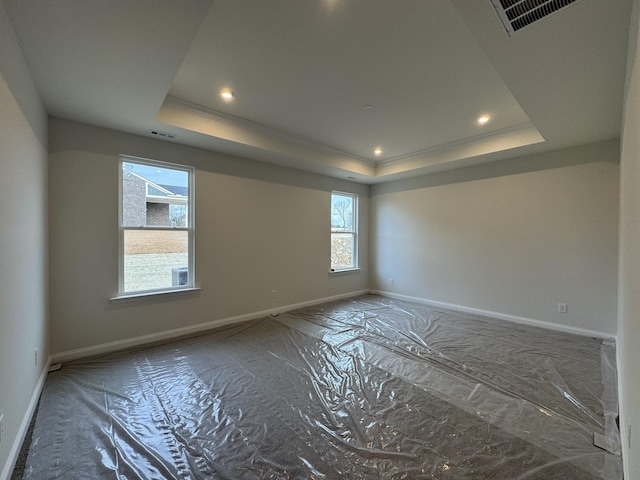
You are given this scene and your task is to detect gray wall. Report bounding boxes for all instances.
[618,0,640,476]
[0,2,49,477]
[48,118,370,357]
[371,141,620,336]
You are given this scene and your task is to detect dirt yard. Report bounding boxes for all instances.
[125,230,188,254]
[125,230,351,268]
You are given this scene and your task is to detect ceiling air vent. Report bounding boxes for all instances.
[491,0,584,35]
[149,130,177,139]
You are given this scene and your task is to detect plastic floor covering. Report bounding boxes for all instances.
[19,294,622,479]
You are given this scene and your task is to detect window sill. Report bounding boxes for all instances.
[110,287,201,303]
[329,268,361,275]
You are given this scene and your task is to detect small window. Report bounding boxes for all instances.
[119,156,194,295]
[331,191,358,271]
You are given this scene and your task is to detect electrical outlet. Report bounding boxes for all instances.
[629,423,632,449]
[558,303,568,314]
[388,278,394,285]
[35,347,39,366]
[271,289,277,299]
[0,413,4,444]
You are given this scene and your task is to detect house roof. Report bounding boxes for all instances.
[128,171,187,200]
[159,185,188,197]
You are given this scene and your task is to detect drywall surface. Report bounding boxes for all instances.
[618,1,640,477]
[48,118,369,356]
[0,4,46,147]
[0,3,49,478]
[371,145,619,336]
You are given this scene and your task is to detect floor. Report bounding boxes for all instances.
[14,294,622,479]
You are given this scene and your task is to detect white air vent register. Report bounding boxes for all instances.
[491,0,585,35]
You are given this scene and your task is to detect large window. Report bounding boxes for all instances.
[119,156,194,295]
[331,191,358,271]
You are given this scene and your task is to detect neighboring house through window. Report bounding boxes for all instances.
[330,191,358,271]
[119,156,194,295]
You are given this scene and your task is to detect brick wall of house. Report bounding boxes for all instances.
[122,173,146,227]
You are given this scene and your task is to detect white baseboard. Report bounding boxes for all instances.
[372,290,616,341]
[51,289,371,364]
[1,357,50,480]
[53,289,615,364]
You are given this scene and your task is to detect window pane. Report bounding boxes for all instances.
[331,232,354,269]
[122,162,189,228]
[331,193,353,231]
[124,230,189,292]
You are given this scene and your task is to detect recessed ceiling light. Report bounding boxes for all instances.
[220,88,235,101]
[477,115,491,125]
[374,147,383,156]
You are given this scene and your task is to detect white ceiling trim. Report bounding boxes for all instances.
[377,122,544,166]
[156,98,377,178]
[161,95,375,166]
[160,95,545,181]
[376,123,545,178]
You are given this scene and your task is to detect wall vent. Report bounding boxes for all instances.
[491,0,584,35]
[149,130,177,139]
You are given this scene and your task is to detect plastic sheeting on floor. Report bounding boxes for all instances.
[21,295,621,479]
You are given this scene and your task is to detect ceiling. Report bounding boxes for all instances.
[3,0,633,183]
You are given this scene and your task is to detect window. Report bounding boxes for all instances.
[118,156,194,296]
[331,191,358,271]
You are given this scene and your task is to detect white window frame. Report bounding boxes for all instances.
[115,155,196,299]
[330,191,358,272]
